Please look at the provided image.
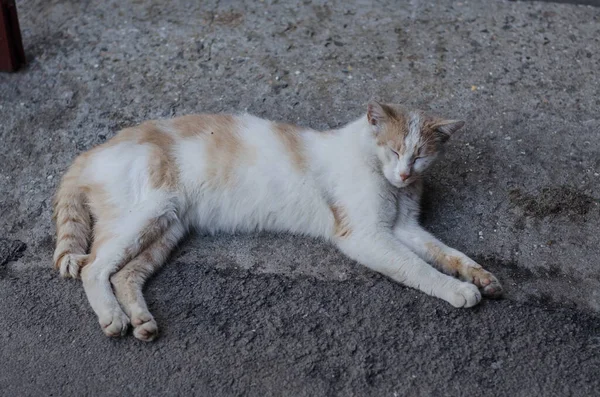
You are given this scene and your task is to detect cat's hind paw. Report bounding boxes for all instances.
[132,313,159,342]
[99,310,130,337]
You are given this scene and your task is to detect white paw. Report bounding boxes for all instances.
[99,310,130,337]
[446,281,482,308]
[131,312,159,342]
[59,254,87,279]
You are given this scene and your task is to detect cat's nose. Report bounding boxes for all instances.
[400,173,410,181]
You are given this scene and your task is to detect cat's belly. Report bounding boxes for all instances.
[187,176,334,238]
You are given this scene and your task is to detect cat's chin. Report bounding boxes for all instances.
[388,178,415,189]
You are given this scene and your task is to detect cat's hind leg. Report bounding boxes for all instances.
[81,200,178,337]
[110,221,186,342]
[394,224,503,297]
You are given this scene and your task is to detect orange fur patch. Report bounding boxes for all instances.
[425,242,463,276]
[59,233,77,241]
[425,242,445,263]
[53,251,71,270]
[172,114,243,187]
[105,122,178,189]
[82,183,117,221]
[425,243,492,286]
[447,256,463,274]
[272,122,306,172]
[330,204,352,238]
[373,105,410,152]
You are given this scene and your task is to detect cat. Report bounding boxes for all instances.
[53,101,502,341]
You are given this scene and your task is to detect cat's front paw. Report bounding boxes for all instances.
[470,268,503,298]
[445,282,481,308]
[99,310,130,337]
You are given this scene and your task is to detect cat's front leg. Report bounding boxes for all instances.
[334,230,482,308]
[393,224,503,297]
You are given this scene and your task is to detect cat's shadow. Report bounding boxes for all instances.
[419,180,447,226]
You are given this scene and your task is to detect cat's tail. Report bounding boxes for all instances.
[52,155,92,278]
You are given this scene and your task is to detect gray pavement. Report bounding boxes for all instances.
[1,0,599,395]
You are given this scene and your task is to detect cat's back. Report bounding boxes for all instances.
[168,112,314,188]
[77,111,317,185]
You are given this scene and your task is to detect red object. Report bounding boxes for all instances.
[0,0,25,72]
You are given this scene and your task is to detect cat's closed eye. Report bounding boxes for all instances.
[390,148,399,158]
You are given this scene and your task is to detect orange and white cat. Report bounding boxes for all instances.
[53,101,502,341]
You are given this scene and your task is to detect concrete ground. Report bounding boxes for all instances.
[1,0,599,395]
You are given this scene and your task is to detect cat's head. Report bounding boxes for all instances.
[367,101,464,188]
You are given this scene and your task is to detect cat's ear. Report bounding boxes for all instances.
[432,119,465,140]
[367,101,391,132]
